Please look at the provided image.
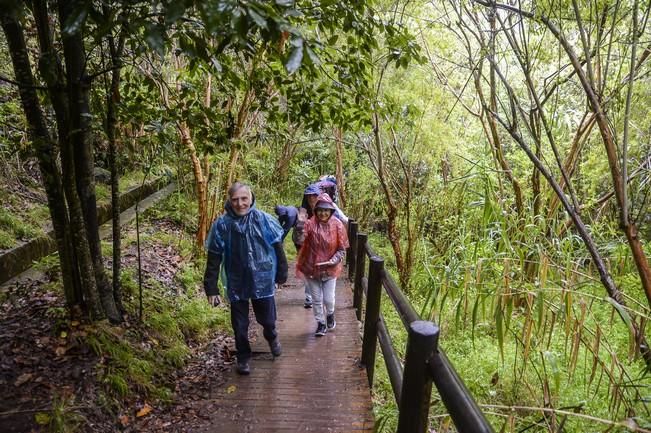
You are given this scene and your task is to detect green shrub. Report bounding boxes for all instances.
[0,228,16,249]
[45,394,85,433]
[106,373,129,397]
[163,343,190,367]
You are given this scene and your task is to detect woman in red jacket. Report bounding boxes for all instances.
[296,193,349,336]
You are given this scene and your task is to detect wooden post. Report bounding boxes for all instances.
[397,321,439,433]
[354,233,368,321]
[346,219,355,267]
[361,256,383,386]
[348,220,358,281]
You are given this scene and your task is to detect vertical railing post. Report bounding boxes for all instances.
[361,256,383,387]
[397,321,439,433]
[353,232,367,321]
[347,220,358,281]
[346,219,356,267]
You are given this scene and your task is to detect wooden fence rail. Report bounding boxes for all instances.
[346,220,494,433]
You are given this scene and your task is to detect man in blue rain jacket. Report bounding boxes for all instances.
[203,182,288,375]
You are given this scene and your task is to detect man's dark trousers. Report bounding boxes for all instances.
[230,296,278,362]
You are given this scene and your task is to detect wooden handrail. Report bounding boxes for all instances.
[347,219,494,433]
[381,270,418,328]
[377,315,403,404]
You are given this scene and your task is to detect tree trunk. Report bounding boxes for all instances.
[105,19,126,314]
[222,73,256,199]
[178,121,209,247]
[0,7,81,311]
[59,0,121,323]
[488,9,524,218]
[546,113,596,222]
[334,127,346,208]
[371,114,407,287]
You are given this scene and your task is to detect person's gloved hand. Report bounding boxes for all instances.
[207,295,222,307]
[275,272,288,285]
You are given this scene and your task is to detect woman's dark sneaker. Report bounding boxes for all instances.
[326,313,336,330]
[304,297,313,308]
[315,322,327,336]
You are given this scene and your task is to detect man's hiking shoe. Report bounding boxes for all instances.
[269,338,282,357]
[315,322,327,337]
[236,360,250,375]
[304,297,313,308]
[326,313,336,330]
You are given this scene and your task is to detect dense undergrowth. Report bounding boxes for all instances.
[358,194,651,432]
[1,179,231,432]
[87,189,230,408]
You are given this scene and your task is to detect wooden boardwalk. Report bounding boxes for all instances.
[198,273,375,433]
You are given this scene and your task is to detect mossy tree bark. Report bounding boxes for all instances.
[58,0,121,323]
[104,5,127,315]
[0,8,81,311]
[3,1,123,322]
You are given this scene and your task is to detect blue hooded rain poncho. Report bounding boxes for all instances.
[205,196,284,302]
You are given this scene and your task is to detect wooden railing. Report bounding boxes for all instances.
[346,220,495,433]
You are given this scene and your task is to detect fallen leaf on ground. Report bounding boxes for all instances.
[226,385,237,394]
[15,372,33,386]
[136,403,153,417]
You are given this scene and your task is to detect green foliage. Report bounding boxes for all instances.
[176,264,202,292]
[84,296,221,403]
[0,77,27,156]
[0,206,42,244]
[0,228,15,249]
[177,297,229,339]
[35,394,85,433]
[142,191,198,234]
[33,253,62,277]
[119,268,138,298]
[95,184,110,202]
[162,343,190,368]
[105,373,129,397]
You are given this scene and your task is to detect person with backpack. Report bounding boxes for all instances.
[274,205,298,242]
[296,193,349,336]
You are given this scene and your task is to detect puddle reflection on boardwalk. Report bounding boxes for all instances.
[199,274,374,432]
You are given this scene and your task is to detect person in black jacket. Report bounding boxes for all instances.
[274,205,298,242]
[203,182,288,375]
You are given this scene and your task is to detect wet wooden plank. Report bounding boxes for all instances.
[201,271,374,432]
